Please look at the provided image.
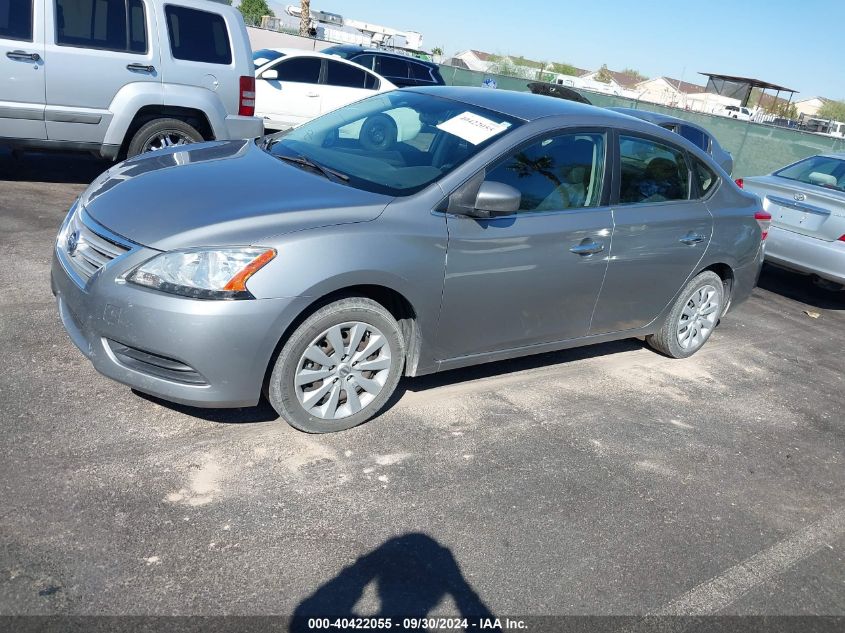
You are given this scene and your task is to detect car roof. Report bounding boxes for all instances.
[321,44,438,67]
[259,48,350,60]
[406,86,643,123]
[609,108,710,134]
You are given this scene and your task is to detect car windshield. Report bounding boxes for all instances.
[264,91,521,196]
[253,49,285,68]
[774,155,845,192]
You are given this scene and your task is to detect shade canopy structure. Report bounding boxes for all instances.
[699,73,799,112]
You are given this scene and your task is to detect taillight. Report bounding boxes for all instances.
[735,178,744,189]
[838,235,845,242]
[239,76,255,117]
[755,211,771,241]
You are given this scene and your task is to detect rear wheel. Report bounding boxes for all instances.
[646,271,724,359]
[267,298,405,433]
[127,118,204,157]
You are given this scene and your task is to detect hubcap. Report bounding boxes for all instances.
[294,321,392,420]
[143,130,192,153]
[677,284,720,351]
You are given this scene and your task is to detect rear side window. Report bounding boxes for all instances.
[274,57,321,83]
[619,135,690,204]
[350,53,375,71]
[165,5,231,65]
[485,133,606,213]
[679,125,709,152]
[378,56,409,79]
[55,0,146,52]
[325,59,378,89]
[693,159,718,197]
[0,0,33,41]
[409,61,434,82]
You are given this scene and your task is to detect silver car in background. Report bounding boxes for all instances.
[743,153,845,289]
[52,88,766,433]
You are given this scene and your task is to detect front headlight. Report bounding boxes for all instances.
[125,247,276,300]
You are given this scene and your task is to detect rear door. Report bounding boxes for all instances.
[320,58,381,116]
[750,156,845,242]
[255,55,321,130]
[375,55,410,87]
[44,0,160,144]
[589,132,713,334]
[0,0,46,139]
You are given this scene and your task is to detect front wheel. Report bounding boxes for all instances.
[267,298,406,433]
[646,271,724,359]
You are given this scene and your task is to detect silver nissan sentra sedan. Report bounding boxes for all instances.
[52,88,766,433]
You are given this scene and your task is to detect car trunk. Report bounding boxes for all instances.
[747,176,845,242]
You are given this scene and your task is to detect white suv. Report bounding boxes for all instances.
[0,0,263,159]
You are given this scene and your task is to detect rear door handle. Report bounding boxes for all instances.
[127,63,155,73]
[306,92,320,97]
[569,240,605,256]
[680,232,706,245]
[6,50,40,62]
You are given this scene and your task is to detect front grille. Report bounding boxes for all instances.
[106,339,208,385]
[62,208,132,283]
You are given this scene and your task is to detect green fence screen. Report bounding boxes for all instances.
[438,65,845,178]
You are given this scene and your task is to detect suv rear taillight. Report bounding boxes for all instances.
[735,178,744,188]
[239,76,255,117]
[755,211,771,241]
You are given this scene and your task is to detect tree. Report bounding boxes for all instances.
[594,64,613,84]
[238,0,274,27]
[299,0,311,37]
[431,46,443,56]
[818,99,845,122]
[621,68,647,82]
[550,62,580,77]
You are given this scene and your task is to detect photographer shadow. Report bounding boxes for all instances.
[291,533,498,632]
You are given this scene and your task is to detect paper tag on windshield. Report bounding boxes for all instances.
[436,112,510,145]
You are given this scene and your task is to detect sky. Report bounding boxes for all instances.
[268,0,845,100]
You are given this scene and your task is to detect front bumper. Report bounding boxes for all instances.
[765,226,845,285]
[51,246,309,408]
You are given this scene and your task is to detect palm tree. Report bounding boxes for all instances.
[299,0,311,37]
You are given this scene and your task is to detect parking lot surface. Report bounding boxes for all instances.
[1,149,843,618]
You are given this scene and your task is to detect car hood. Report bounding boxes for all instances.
[81,140,393,251]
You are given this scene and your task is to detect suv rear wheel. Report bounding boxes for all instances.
[127,118,204,157]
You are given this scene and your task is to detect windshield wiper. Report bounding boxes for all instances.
[274,153,349,183]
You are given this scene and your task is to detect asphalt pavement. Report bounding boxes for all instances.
[1,149,843,623]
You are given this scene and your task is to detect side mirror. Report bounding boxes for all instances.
[261,69,279,80]
[473,181,521,216]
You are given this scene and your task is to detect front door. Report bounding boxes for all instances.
[437,131,613,359]
[589,133,713,334]
[44,0,160,144]
[0,0,46,140]
[256,56,322,130]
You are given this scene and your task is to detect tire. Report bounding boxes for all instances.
[646,271,724,359]
[267,298,406,433]
[358,114,397,151]
[127,118,204,157]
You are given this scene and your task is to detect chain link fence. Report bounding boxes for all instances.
[437,65,845,177]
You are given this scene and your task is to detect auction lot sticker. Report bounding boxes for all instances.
[437,112,510,145]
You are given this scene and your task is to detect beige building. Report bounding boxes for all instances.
[794,97,829,118]
[635,76,706,108]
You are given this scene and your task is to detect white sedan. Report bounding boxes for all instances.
[253,48,400,132]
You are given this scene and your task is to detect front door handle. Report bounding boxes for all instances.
[680,232,706,245]
[569,240,605,256]
[127,63,155,73]
[306,92,320,97]
[6,50,40,62]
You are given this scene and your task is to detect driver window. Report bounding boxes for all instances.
[273,57,321,83]
[485,133,606,213]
